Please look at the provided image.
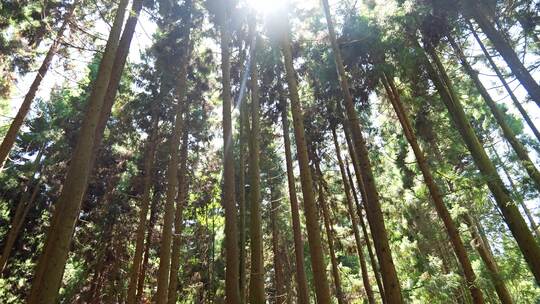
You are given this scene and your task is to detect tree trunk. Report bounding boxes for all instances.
[278,85,310,304]
[126,94,160,304]
[465,0,540,107]
[422,42,540,284]
[345,161,385,302]
[136,190,161,303]
[248,33,265,304]
[0,1,77,169]
[279,15,332,303]
[381,73,484,303]
[331,127,375,304]
[91,0,144,162]
[270,184,285,303]
[449,35,540,193]
[490,146,540,240]
[468,21,540,143]
[0,178,42,274]
[219,5,241,303]
[320,0,403,301]
[155,30,191,303]
[238,65,249,304]
[314,165,346,304]
[87,172,123,304]
[168,129,190,304]
[27,0,129,301]
[463,213,514,304]
[0,148,43,274]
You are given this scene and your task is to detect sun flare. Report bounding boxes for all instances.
[246,0,288,15]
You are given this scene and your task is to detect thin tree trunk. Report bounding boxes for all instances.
[168,129,190,304]
[320,0,403,301]
[315,166,346,304]
[0,178,42,274]
[468,21,540,143]
[155,29,191,303]
[345,161,385,302]
[331,127,376,303]
[270,185,285,304]
[279,15,332,303]
[27,0,129,301]
[463,213,514,304]
[465,0,540,107]
[126,95,160,304]
[422,42,540,284]
[278,86,310,304]
[219,4,240,302]
[238,67,248,304]
[0,2,77,169]
[490,146,540,239]
[248,32,265,303]
[87,171,123,303]
[381,73,484,303]
[449,35,540,193]
[136,190,161,303]
[0,148,44,273]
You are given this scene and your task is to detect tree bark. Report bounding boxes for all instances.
[320,0,403,301]
[279,15,332,303]
[0,178,42,274]
[0,2,77,169]
[449,35,540,193]
[465,0,540,107]
[314,164,346,304]
[168,129,190,304]
[463,213,514,304]
[468,21,540,143]
[219,4,241,302]
[332,127,375,304]
[381,73,484,303]
[27,0,129,301]
[248,33,265,304]
[238,66,249,304]
[278,86,310,304]
[91,0,144,162]
[155,34,191,303]
[422,42,540,284]
[345,161,385,302]
[126,94,160,304]
[490,146,540,240]
[270,184,285,303]
[136,189,161,303]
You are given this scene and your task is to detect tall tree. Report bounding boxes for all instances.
[381,73,484,303]
[155,27,191,304]
[219,0,241,301]
[448,35,540,193]
[248,32,265,304]
[0,1,77,169]
[331,127,376,304]
[278,84,310,304]
[279,10,332,303]
[320,0,403,301]
[422,40,540,284]
[313,157,346,304]
[27,0,130,301]
[463,0,540,107]
[468,21,540,143]
[126,92,160,304]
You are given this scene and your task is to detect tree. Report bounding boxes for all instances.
[0,1,77,169]
[320,0,403,301]
[27,0,130,301]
